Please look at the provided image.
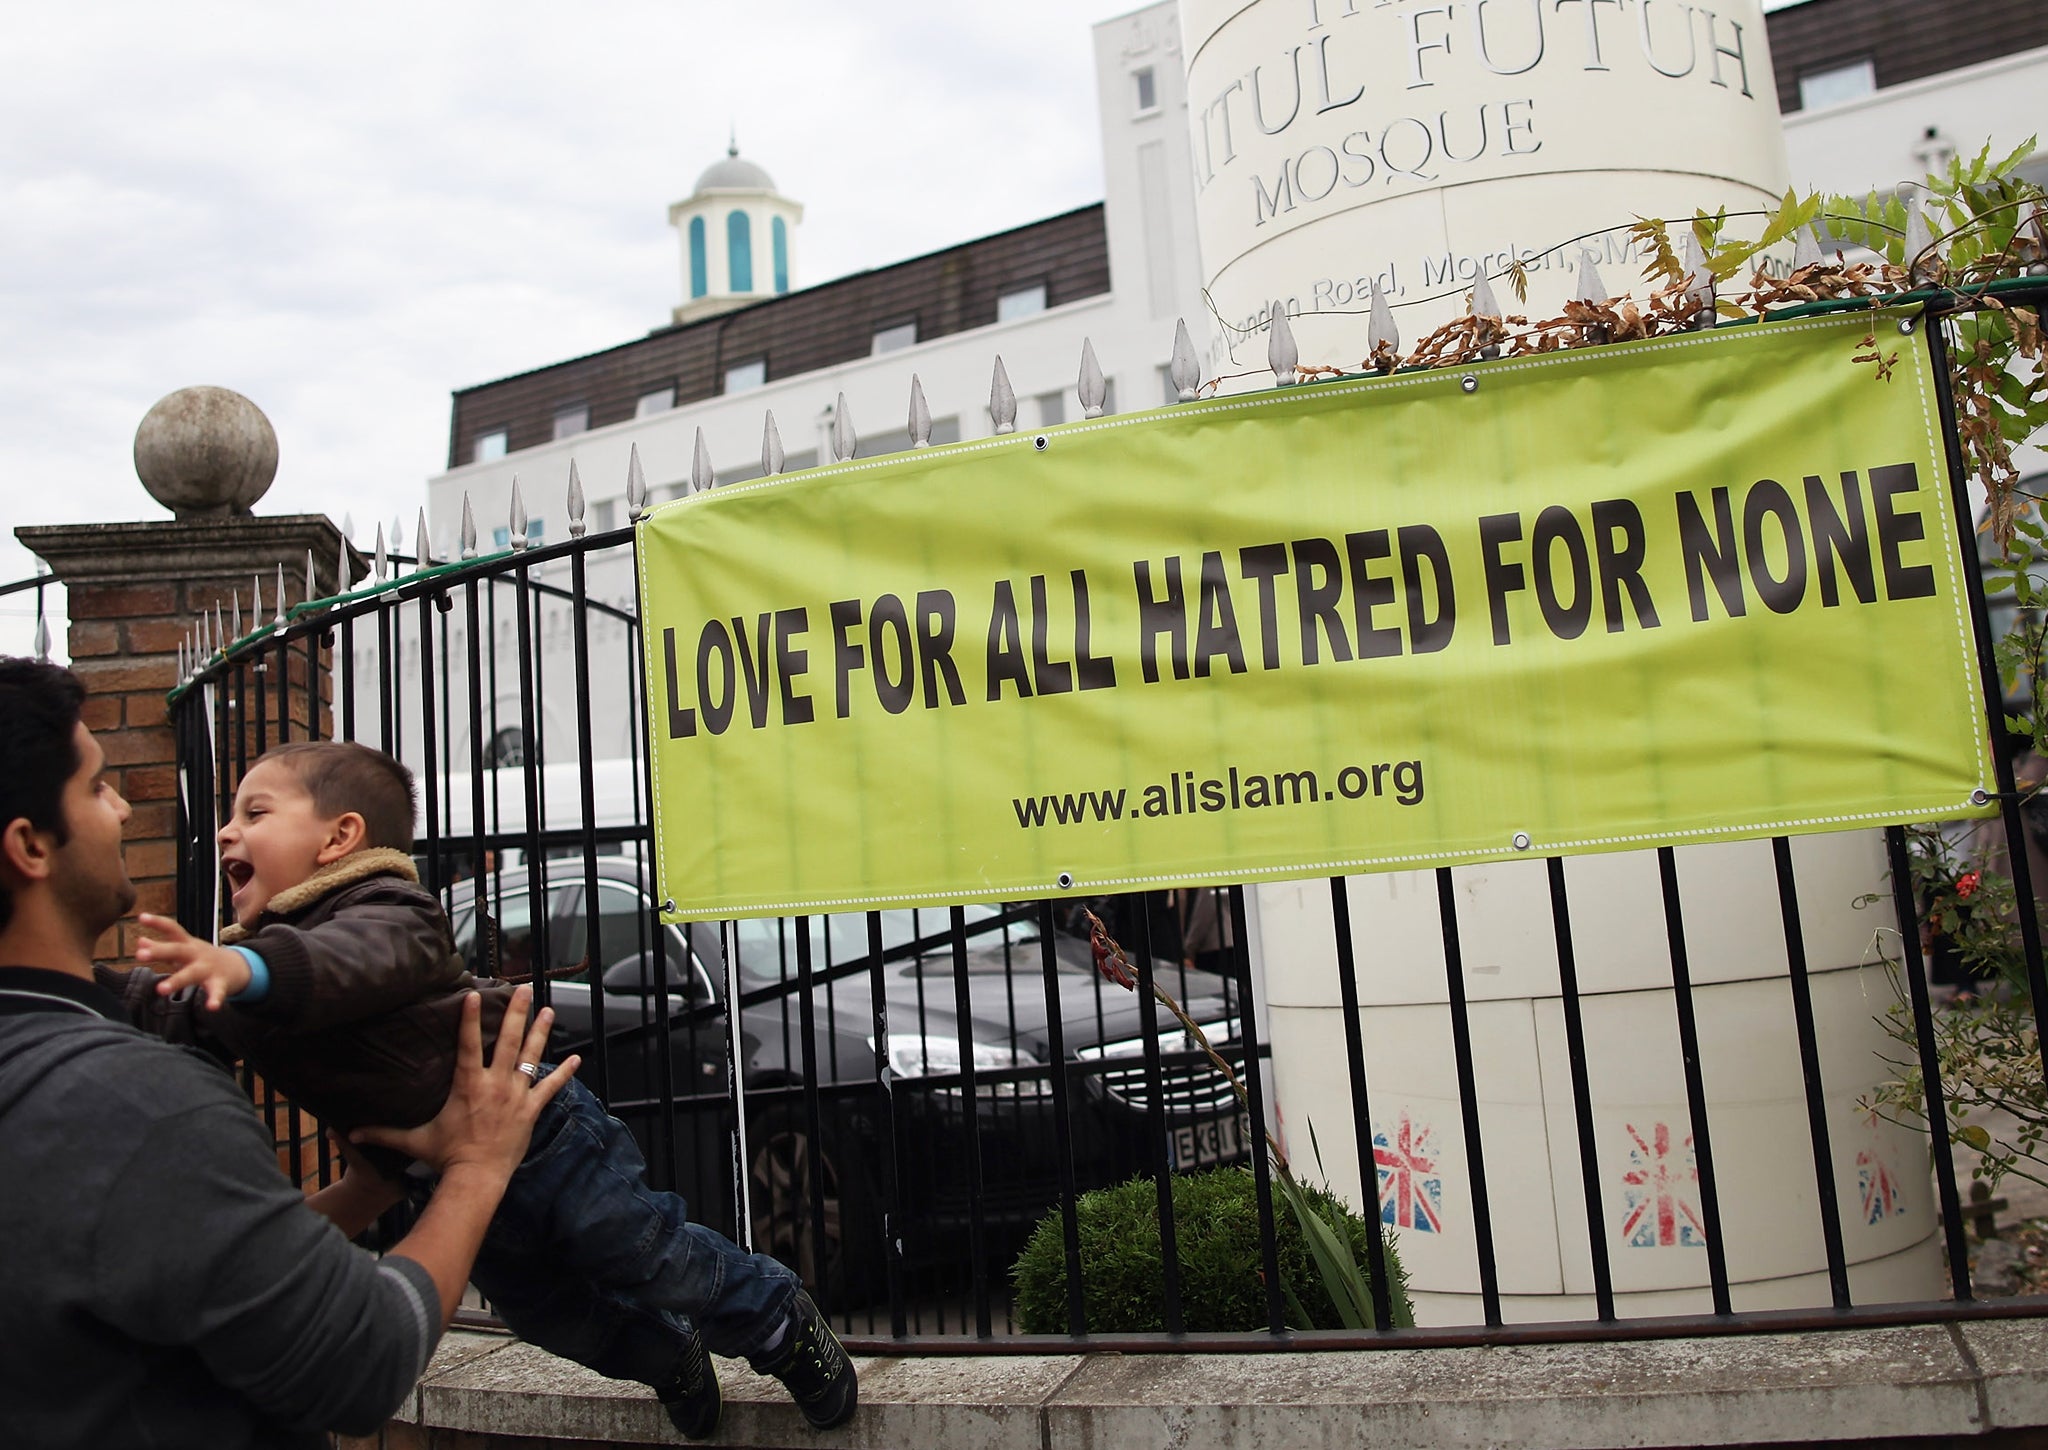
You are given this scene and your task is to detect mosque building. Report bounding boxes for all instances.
[414,0,2048,765]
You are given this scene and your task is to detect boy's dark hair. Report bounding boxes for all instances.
[258,741,417,852]
[0,659,88,934]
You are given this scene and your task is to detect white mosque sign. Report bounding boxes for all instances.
[1181,0,1791,360]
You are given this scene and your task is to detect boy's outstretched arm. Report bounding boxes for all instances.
[231,884,472,1032]
[134,912,252,1010]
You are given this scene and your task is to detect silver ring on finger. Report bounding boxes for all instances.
[516,1061,541,1083]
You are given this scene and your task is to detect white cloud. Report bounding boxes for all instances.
[0,0,1116,650]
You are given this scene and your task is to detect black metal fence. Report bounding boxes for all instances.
[168,298,2048,1351]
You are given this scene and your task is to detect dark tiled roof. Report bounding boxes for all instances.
[1766,0,2048,113]
[448,203,1109,468]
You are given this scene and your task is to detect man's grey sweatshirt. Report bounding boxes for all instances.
[0,966,439,1449]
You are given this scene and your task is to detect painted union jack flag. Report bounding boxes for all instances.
[1620,1122,1707,1248]
[1373,1113,1445,1234]
[1858,1148,1903,1225]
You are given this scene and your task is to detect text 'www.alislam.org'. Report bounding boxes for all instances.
[1011,759,1426,828]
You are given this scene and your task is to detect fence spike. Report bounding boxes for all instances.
[691,428,714,492]
[1903,202,1937,284]
[1170,318,1202,401]
[1574,251,1606,305]
[1078,339,1107,418]
[177,636,187,681]
[1267,300,1299,387]
[342,511,355,544]
[989,358,1017,435]
[460,492,478,559]
[336,529,352,596]
[832,393,858,461]
[275,562,287,626]
[763,410,785,475]
[415,507,433,570]
[626,442,647,518]
[232,587,243,641]
[908,377,933,447]
[195,613,206,659]
[1367,279,1400,372]
[1470,271,1503,360]
[304,549,316,613]
[509,477,528,552]
[1792,224,1823,271]
[215,600,227,655]
[373,523,387,582]
[907,377,932,447]
[33,612,50,662]
[1682,231,1716,329]
[567,458,587,536]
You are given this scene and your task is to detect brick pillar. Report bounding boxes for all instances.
[17,516,355,964]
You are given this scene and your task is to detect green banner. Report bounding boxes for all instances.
[639,309,1991,920]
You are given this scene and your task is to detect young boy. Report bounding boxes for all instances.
[103,740,855,1440]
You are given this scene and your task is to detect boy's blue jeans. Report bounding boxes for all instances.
[442,1075,800,1385]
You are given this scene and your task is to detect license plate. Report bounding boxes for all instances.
[1168,1113,1245,1170]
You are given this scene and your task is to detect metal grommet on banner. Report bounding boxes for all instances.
[661,898,677,914]
[1460,375,1479,394]
[1056,871,1075,890]
[1511,831,1532,851]
[1972,788,1993,806]
[1898,315,1918,335]
[1034,435,1050,452]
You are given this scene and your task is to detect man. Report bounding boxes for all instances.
[0,657,577,1448]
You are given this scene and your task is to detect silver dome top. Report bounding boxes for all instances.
[694,142,775,193]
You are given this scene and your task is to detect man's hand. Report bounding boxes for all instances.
[351,986,577,1180]
[363,986,581,1329]
[135,912,251,1010]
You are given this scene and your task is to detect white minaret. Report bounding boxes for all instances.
[668,137,804,325]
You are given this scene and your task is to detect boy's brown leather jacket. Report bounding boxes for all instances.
[98,849,513,1170]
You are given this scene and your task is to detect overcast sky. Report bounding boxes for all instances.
[0,1,1126,652]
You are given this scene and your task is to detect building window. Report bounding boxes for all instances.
[1036,390,1066,427]
[872,320,918,355]
[688,216,707,299]
[492,519,545,550]
[636,385,675,418]
[728,210,753,292]
[997,283,1048,323]
[1797,58,1875,111]
[1133,66,1157,113]
[772,216,789,294]
[474,430,508,463]
[552,404,589,441]
[724,359,767,393]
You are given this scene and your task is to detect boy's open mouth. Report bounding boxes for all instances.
[224,860,254,897]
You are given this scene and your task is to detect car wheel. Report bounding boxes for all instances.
[746,1104,882,1308]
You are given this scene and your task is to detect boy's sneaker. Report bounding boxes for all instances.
[758,1291,857,1430]
[654,1333,722,1441]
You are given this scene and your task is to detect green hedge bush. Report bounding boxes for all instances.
[1011,1166,1413,1333]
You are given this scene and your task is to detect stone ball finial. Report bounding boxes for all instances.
[133,385,279,518]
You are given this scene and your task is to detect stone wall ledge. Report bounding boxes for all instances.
[339,1320,2048,1450]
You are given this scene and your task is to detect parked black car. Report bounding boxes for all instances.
[442,859,1250,1305]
